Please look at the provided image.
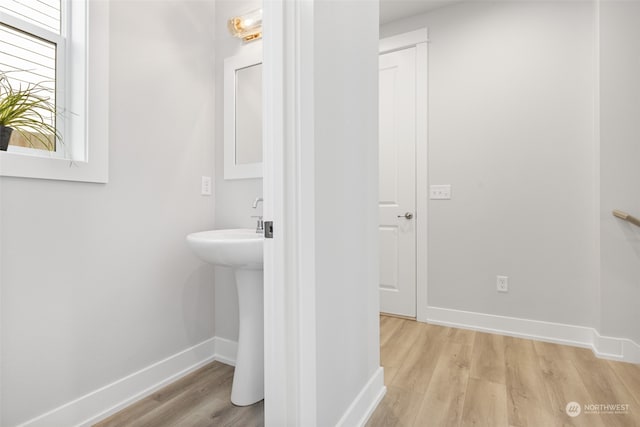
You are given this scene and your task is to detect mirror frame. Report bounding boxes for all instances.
[224,42,263,180]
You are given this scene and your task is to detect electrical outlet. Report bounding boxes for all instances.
[497,275,508,293]
[201,176,212,196]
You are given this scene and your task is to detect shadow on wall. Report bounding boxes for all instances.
[182,264,217,345]
[213,267,241,341]
[620,223,640,258]
[161,0,215,71]
[612,220,640,274]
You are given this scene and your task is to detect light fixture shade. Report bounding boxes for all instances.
[228,9,262,42]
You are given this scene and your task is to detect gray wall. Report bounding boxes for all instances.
[0,2,216,425]
[314,1,381,425]
[382,1,599,327]
[599,1,640,343]
[212,0,262,343]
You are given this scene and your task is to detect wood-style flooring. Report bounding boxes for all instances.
[95,317,640,427]
[94,361,263,427]
[367,315,640,427]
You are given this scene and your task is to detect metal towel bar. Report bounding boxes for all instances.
[612,209,640,228]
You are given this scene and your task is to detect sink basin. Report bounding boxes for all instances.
[186,228,265,406]
[186,229,263,269]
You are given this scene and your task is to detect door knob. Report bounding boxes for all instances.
[397,212,413,219]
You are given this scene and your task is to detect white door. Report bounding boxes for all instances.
[379,47,417,317]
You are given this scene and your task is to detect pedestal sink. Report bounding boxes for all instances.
[186,229,264,406]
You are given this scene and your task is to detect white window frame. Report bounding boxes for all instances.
[0,0,109,183]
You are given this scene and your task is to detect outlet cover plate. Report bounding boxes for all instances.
[497,275,508,293]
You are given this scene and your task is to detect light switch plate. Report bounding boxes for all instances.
[430,184,451,200]
[201,176,212,196]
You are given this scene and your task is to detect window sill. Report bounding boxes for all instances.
[0,148,107,183]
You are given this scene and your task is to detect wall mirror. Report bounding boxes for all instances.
[224,44,263,179]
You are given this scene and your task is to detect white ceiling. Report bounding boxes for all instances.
[379,0,454,24]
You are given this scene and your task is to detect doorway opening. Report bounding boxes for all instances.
[378,29,429,322]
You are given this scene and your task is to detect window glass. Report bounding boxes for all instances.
[0,23,57,151]
[0,0,61,34]
[0,0,60,153]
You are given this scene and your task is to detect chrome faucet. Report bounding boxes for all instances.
[252,197,263,209]
[251,197,264,234]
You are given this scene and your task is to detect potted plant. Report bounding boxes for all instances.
[0,72,60,151]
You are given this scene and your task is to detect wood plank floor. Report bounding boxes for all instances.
[367,315,640,427]
[96,317,639,427]
[94,361,264,427]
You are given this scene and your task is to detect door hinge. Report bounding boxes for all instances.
[264,221,274,238]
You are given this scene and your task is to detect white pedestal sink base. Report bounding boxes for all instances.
[185,229,264,406]
[231,269,264,406]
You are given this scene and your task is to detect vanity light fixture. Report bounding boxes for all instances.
[228,9,262,42]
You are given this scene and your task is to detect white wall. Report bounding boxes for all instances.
[313,1,381,425]
[599,1,640,344]
[0,2,216,425]
[381,1,599,328]
[212,0,262,343]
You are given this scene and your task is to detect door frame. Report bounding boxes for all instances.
[262,1,317,425]
[379,29,429,322]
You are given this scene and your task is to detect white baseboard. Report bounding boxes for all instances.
[17,308,637,427]
[17,336,238,427]
[335,367,386,427]
[212,336,238,367]
[426,306,640,363]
